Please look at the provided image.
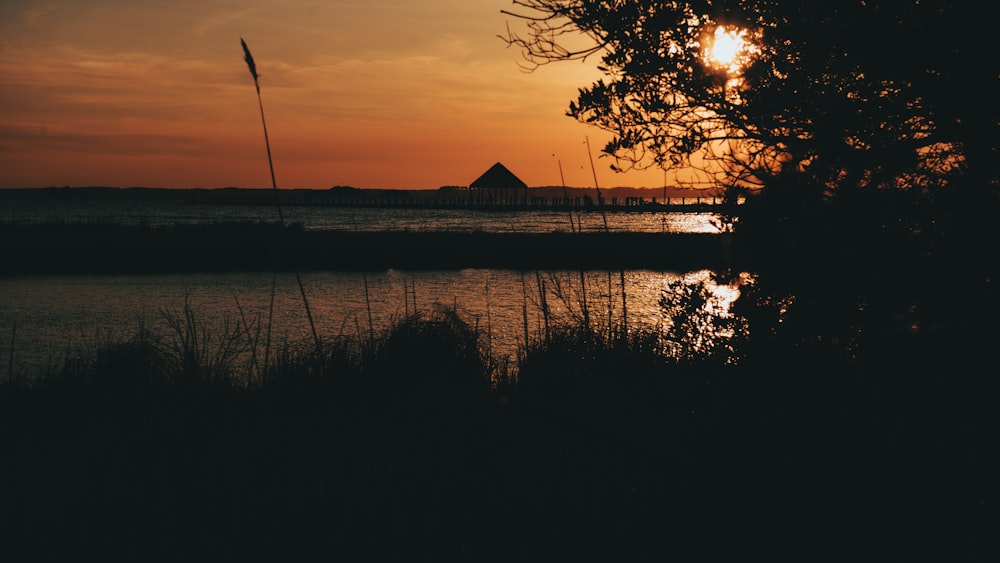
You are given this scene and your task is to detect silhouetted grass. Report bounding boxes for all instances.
[2,284,994,561]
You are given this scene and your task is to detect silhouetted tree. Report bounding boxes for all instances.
[503,0,1000,350]
[502,1,998,199]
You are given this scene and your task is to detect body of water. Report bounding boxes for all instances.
[0,269,739,375]
[1,191,738,375]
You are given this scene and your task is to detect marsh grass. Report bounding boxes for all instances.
[1,273,993,561]
[1,292,707,560]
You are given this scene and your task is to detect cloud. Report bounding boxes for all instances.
[0,123,207,156]
[0,1,675,188]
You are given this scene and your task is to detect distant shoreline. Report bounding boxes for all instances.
[0,184,724,200]
[0,222,734,275]
[1,185,733,217]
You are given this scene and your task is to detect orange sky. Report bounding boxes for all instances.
[0,0,686,190]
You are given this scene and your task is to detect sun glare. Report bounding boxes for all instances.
[706,27,752,74]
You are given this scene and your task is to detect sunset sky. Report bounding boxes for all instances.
[0,0,678,190]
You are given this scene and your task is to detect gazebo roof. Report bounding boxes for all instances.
[469,162,527,190]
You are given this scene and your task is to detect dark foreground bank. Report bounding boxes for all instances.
[0,221,733,274]
[1,305,995,562]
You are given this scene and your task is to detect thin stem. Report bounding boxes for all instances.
[242,38,320,357]
[535,270,550,340]
[264,270,276,372]
[410,274,418,314]
[232,293,260,385]
[521,271,530,352]
[607,271,613,343]
[557,157,575,233]
[620,270,628,341]
[485,278,493,361]
[363,272,375,346]
[255,89,283,225]
[585,136,609,232]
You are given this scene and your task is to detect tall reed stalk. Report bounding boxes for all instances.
[607,272,614,342]
[232,293,261,385]
[403,277,409,317]
[363,272,375,346]
[520,272,530,352]
[584,136,609,232]
[241,38,321,358]
[535,271,550,340]
[584,136,628,340]
[410,274,418,314]
[617,276,628,343]
[485,279,493,360]
[555,157,576,233]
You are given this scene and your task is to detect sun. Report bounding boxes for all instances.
[705,27,753,74]
[709,29,743,66]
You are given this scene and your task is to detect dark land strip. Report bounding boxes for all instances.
[0,222,734,275]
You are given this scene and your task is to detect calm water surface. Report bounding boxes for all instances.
[1,195,737,375]
[0,269,738,375]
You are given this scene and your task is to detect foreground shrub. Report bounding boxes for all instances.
[363,306,491,402]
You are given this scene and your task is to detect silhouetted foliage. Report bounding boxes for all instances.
[659,275,746,361]
[3,279,997,561]
[363,307,492,401]
[503,1,998,198]
[504,0,1000,383]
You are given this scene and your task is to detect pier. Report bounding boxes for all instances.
[186,187,735,212]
